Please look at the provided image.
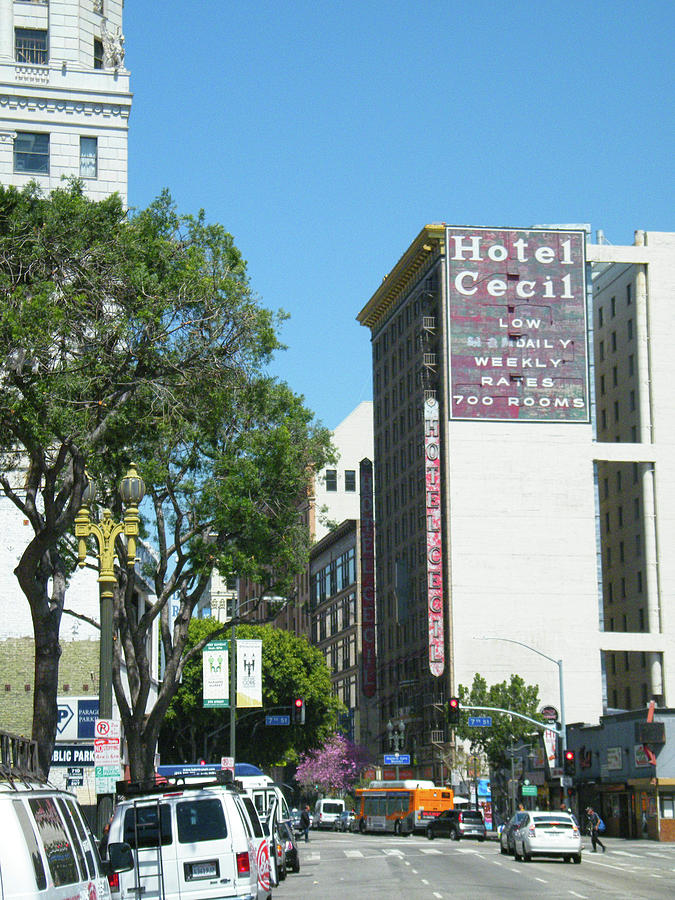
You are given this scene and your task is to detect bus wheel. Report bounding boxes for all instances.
[394,819,401,836]
[359,818,366,834]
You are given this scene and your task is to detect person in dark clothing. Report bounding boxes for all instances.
[300,805,311,843]
[586,806,606,852]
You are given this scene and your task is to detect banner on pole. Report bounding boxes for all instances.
[203,641,229,707]
[236,639,262,707]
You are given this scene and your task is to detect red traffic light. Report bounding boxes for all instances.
[564,750,574,761]
[292,698,306,724]
[294,698,303,708]
[449,698,459,709]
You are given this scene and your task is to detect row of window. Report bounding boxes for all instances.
[597,283,632,327]
[323,468,356,492]
[598,320,633,360]
[14,132,98,178]
[310,550,356,606]
[14,28,105,69]
[372,275,438,363]
[313,593,357,642]
[606,570,644,603]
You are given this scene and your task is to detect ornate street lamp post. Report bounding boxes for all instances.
[74,463,145,834]
[387,719,406,779]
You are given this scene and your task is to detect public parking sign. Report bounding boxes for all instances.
[384,754,410,765]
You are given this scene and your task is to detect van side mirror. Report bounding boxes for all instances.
[107,842,134,873]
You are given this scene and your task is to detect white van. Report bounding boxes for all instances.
[106,774,271,900]
[0,729,130,900]
[312,798,345,830]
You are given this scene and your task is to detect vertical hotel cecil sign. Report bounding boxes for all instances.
[359,458,376,697]
[445,227,589,421]
[425,398,445,677]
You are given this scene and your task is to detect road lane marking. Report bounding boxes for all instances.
[433,893,443,899]
[383,848,404,856]
[344,850,363,858]
[535,877,548,883]
[420,848,443,855]
[421,878,430,885]
[568,892,588,899]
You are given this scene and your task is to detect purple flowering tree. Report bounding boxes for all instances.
[295,734,371,795]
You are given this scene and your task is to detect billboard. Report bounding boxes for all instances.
[446,227,589,421]
[359,458,376,697]
[425,398,445,677]
[236,639,262,707]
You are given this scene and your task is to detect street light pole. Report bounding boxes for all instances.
[476,636,567,757]
[74,464,145,836]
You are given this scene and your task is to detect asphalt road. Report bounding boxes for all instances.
[273,829,675,899]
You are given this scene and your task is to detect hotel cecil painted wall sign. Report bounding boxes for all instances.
[446,227,589,421]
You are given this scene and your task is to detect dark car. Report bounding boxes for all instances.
[426,808,486,841]
[500,811,529,854]
[278,820,300,873]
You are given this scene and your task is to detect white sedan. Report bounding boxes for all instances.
[514,811,582,864]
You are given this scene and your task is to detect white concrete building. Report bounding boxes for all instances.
[592,232,675,712]
[0,0,131,203]
[0,1,137,780]
[314,401,374,543]
[357,225,675,779]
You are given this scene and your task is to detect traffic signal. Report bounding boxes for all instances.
[292,697,305,725]
[447,697,460,725]
[563,749,576,776]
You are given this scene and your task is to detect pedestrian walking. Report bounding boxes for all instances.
[300,805,311,843]
[586,806,606,852]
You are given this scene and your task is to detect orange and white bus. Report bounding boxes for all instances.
[354,781,454,834]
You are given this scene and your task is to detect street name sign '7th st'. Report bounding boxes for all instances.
[468,716,493,727]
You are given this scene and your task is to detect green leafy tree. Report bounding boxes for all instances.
[0,182,333,777]
[160,620,341,769]
[456,674,544,773]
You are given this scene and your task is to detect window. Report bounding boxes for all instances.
[94,37,104,69]
[627,319,633,340]
[628,354,634,376]
[14,132,49,174]
[611,331,617,352]
[325,469,337,491]
[627,283,632,305]
[177,799,226,843]
[28,797,79,885]
[611,296,616,317]
[79,137,98,178]
[13,801,47,890]
[598,306,604,327]
[123,804,172,848]
[15,28,48,64]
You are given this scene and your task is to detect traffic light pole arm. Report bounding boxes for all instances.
[462,704,562,737]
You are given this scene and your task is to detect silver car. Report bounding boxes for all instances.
[514,811,582,864]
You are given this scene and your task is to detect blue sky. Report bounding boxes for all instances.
[124,1,674,430]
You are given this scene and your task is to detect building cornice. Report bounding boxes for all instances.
[356,224,445,331]
[0,90,131,121]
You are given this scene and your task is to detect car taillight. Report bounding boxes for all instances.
[458,812,463,822]
[236,851,250,875]
[108,872,120,893]
[528,825,536,837]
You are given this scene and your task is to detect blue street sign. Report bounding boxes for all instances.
[265,715,291,726]
[468,716,493,727]
[384,753,411,765]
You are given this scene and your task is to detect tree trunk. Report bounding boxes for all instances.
[17,555,66,779]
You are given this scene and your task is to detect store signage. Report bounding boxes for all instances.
[360,458,376,697]
[446,227,589,421]
[203,641,229,708]
[425,398,445,676]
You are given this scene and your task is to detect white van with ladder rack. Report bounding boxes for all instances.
[105,770,271,900]
[0,729,132,900]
